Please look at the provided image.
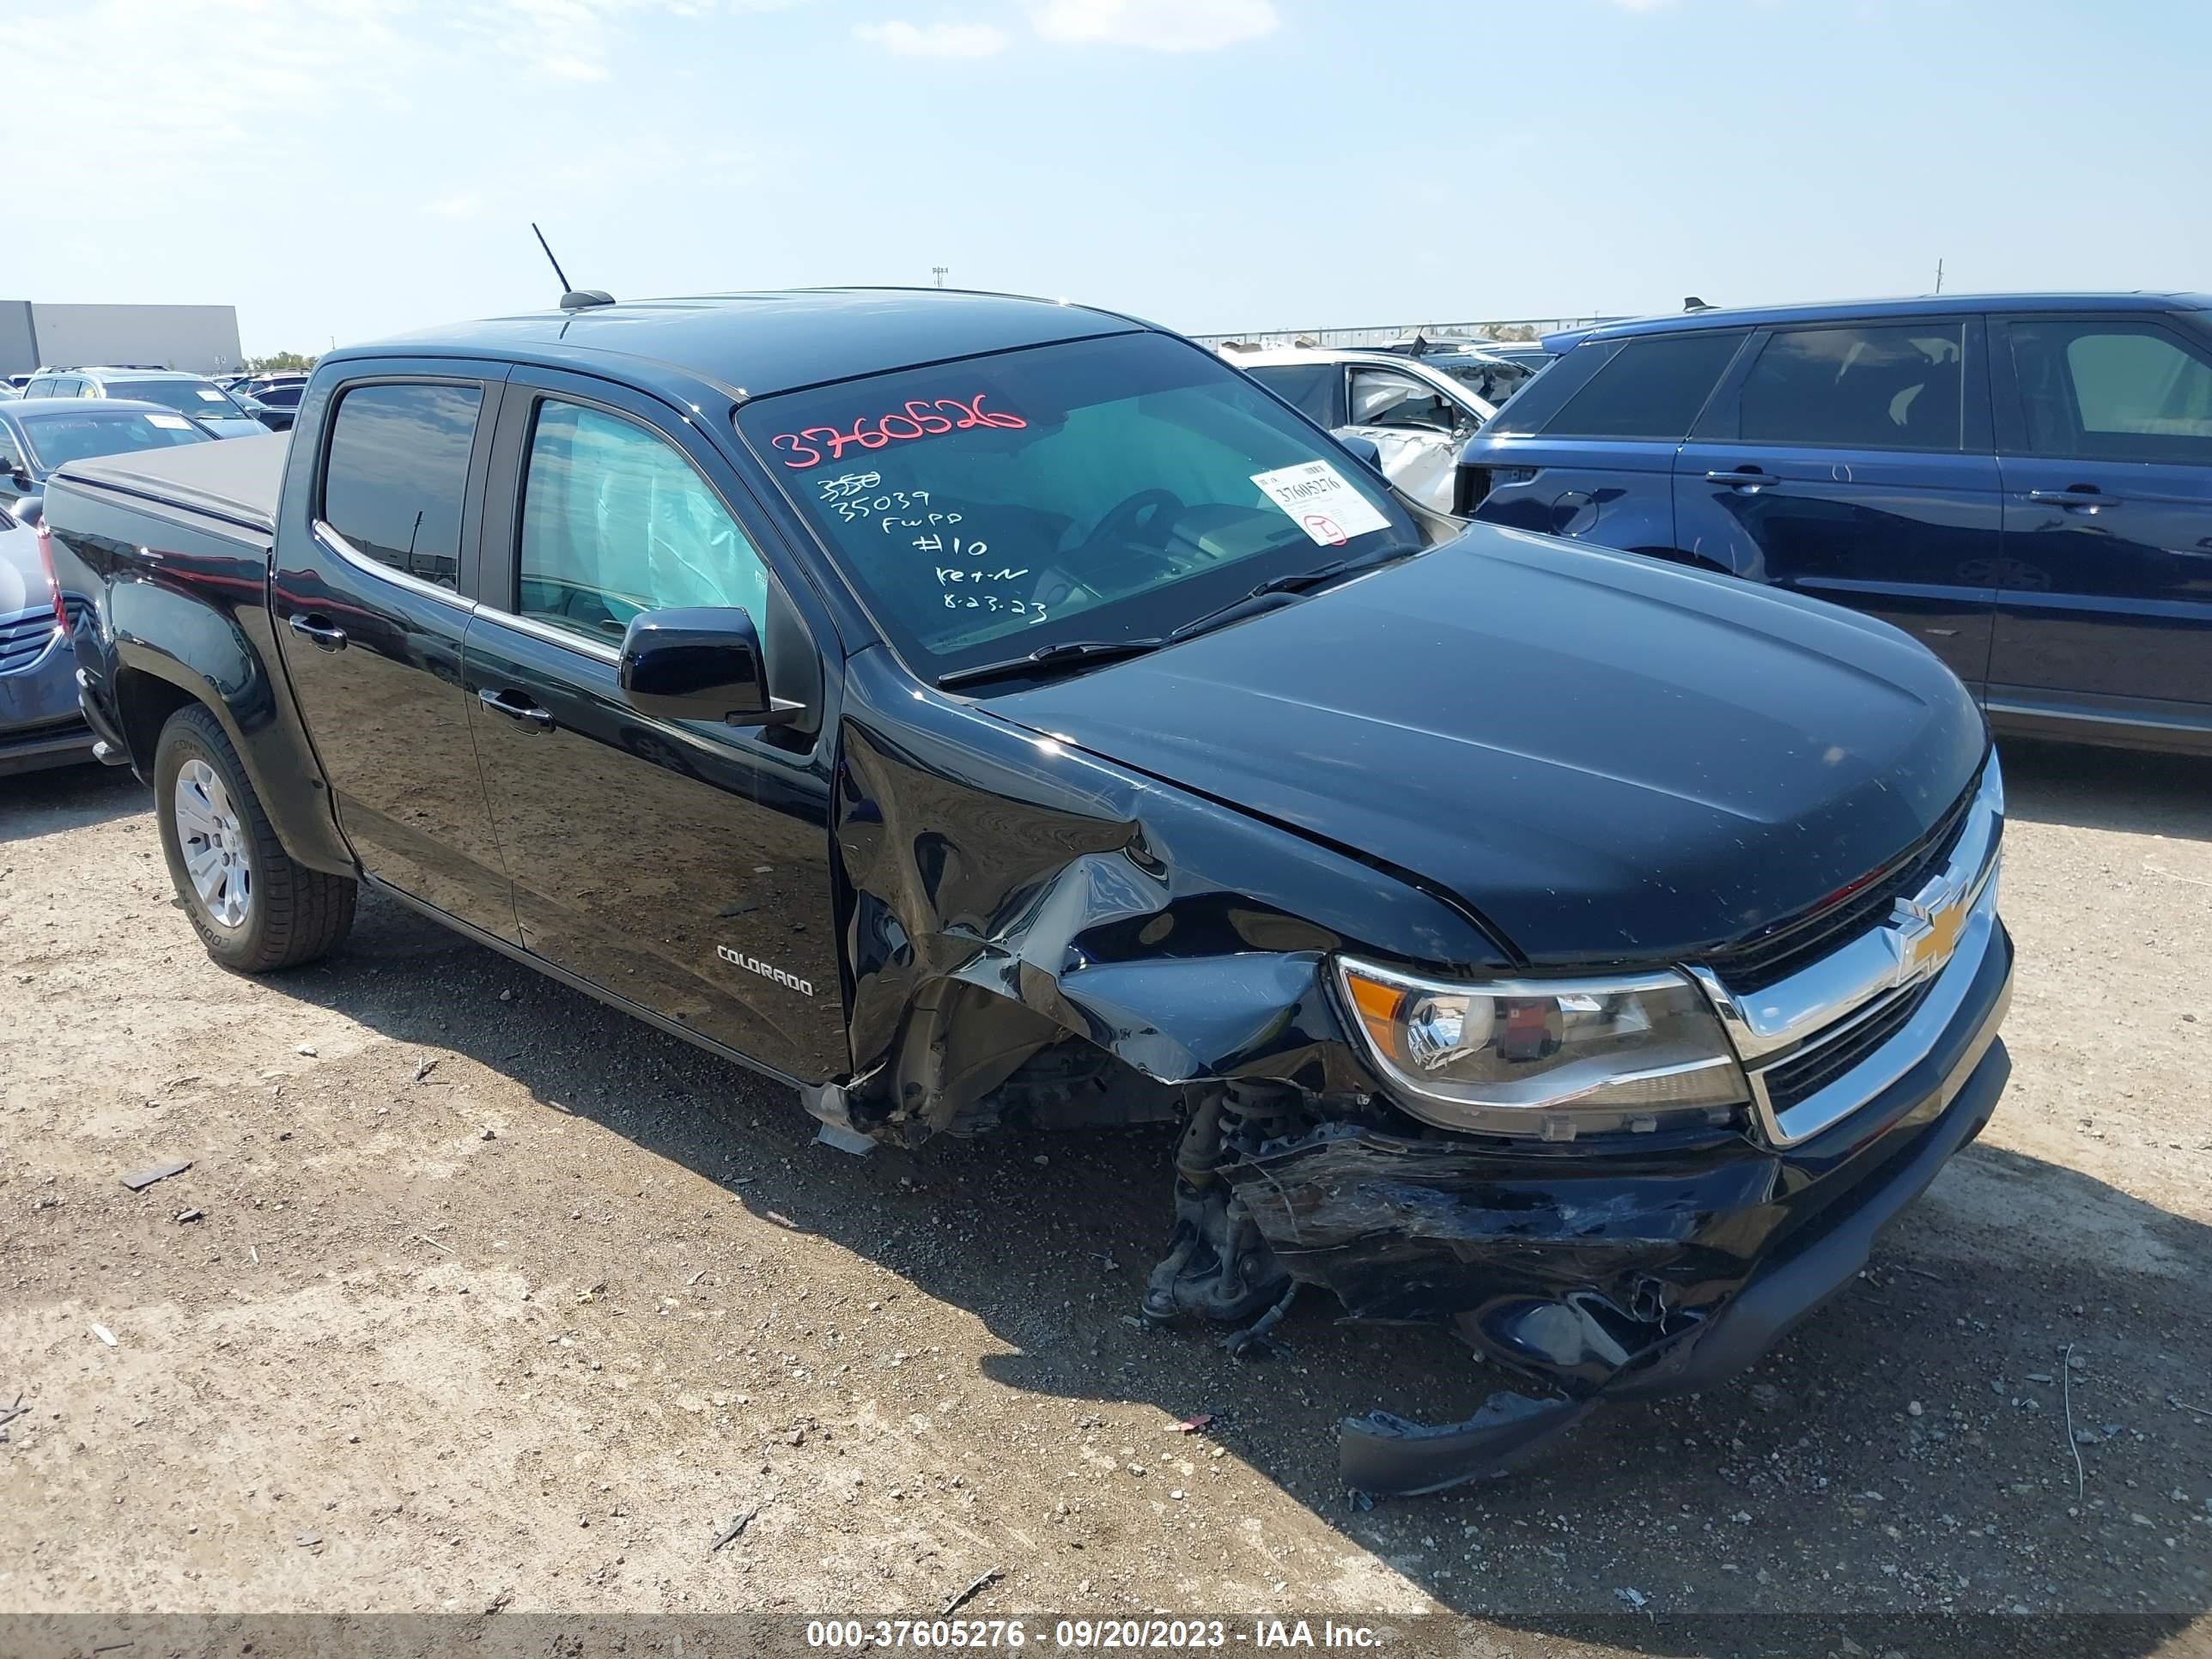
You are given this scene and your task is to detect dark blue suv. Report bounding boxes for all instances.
[1460,294,2212,753]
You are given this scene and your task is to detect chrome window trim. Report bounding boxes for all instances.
[1689,760,2003,1063]
[312,520,472,612]
[1742,866,2002,1147]
[469,601,622,665]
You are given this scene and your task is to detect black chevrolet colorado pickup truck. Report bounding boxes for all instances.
[43,289,2012,1492]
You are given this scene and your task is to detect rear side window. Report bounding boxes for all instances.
[320,383,482,590]
[2008,319,2212,465]
[1243,362,1338,426]
[1736,323,1966,452]
[1541,331,1743,440]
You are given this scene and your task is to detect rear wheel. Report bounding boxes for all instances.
[154,704,356,971]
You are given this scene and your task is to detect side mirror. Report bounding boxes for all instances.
[1334,433,1388,476]
[618,606,802,727]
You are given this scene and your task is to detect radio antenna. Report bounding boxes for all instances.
[532,222,573,292]
[532,222,616,312]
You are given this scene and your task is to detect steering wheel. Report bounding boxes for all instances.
[1077,489,1186,562]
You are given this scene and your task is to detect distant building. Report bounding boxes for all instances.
[0,301,245,376]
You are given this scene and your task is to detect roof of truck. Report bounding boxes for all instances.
[341,288,1152,398]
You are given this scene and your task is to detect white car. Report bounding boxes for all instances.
[1225,346,1494,513]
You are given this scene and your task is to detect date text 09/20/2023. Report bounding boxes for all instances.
[805,1619,1382,1650]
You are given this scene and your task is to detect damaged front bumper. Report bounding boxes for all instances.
[1237,908,2014,1494]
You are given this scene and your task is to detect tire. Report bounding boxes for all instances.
[154,703,356,971]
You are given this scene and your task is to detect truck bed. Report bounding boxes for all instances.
[52,433,287,541]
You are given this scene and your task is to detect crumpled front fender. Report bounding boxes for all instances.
[823,648,1506,1138]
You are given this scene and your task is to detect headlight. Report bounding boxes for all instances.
[1334,956,1747,1139]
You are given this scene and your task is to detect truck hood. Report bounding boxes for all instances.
[993,526,1987,968]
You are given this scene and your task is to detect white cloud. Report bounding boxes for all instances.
[1030,0,1277,52]
[11,0,422,204]
[485,0,810,82]
[854,18,1010,56]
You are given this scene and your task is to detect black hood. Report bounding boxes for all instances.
[994,526,1988,968]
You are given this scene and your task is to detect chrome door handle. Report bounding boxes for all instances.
[478,689,553,730]
[2027,489,2119,511]
[1706,469,1779,489]
[287,613,347,652]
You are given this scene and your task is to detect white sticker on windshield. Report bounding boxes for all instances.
[1249,460,1392,547]
[146,413,191,429]
[195,388,226,401]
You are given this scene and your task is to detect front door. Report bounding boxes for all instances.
[1674,317,2001,691]
[1340,364,1473,513]
[270,367,520,939]
[1987,312,2212,720]
[461,370,845,1083]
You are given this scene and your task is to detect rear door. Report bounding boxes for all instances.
[1986,311,2212,725]
[461,368,845,1084]
[270,364,520,939]
[1470,328,1747,547]
[1674,317,2001,690]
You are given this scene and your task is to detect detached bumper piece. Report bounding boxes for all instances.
[1307,915,2013,1498]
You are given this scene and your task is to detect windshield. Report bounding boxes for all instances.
[21,409,213,471]
[106,380,250,420]
[737,331,1420,679]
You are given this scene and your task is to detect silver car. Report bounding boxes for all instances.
[20,367,275,438]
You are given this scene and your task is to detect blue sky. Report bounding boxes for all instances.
[19,0,2209,356]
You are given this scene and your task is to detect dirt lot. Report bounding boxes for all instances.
[3,738,2209,1653]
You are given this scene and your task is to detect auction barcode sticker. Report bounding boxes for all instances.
[1249,460,1392,547]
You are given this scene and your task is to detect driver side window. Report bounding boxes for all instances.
[518,400,770,646]
[1348,368,1460,433]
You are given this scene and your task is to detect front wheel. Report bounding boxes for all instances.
[154,703,356,971]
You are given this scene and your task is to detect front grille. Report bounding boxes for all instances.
[1706,781,1978,994]
[0,608,60,674]
[1759,978,1936,1114]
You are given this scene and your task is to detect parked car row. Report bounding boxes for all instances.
[0,397,221,772]
[216,371,307,428]
[21,365,291,436]
[1456,292,2212,754]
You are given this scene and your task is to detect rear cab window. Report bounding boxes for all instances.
[319,383,483,591]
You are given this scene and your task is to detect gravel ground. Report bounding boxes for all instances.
[2,738,2209,1654]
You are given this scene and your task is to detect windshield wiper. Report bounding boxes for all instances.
[936,635,1167,691]
[1165,542,1426,644]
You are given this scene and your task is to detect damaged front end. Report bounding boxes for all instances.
[812,653,2014,1495]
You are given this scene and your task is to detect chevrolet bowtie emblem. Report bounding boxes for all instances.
[1889,887,1968,986]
